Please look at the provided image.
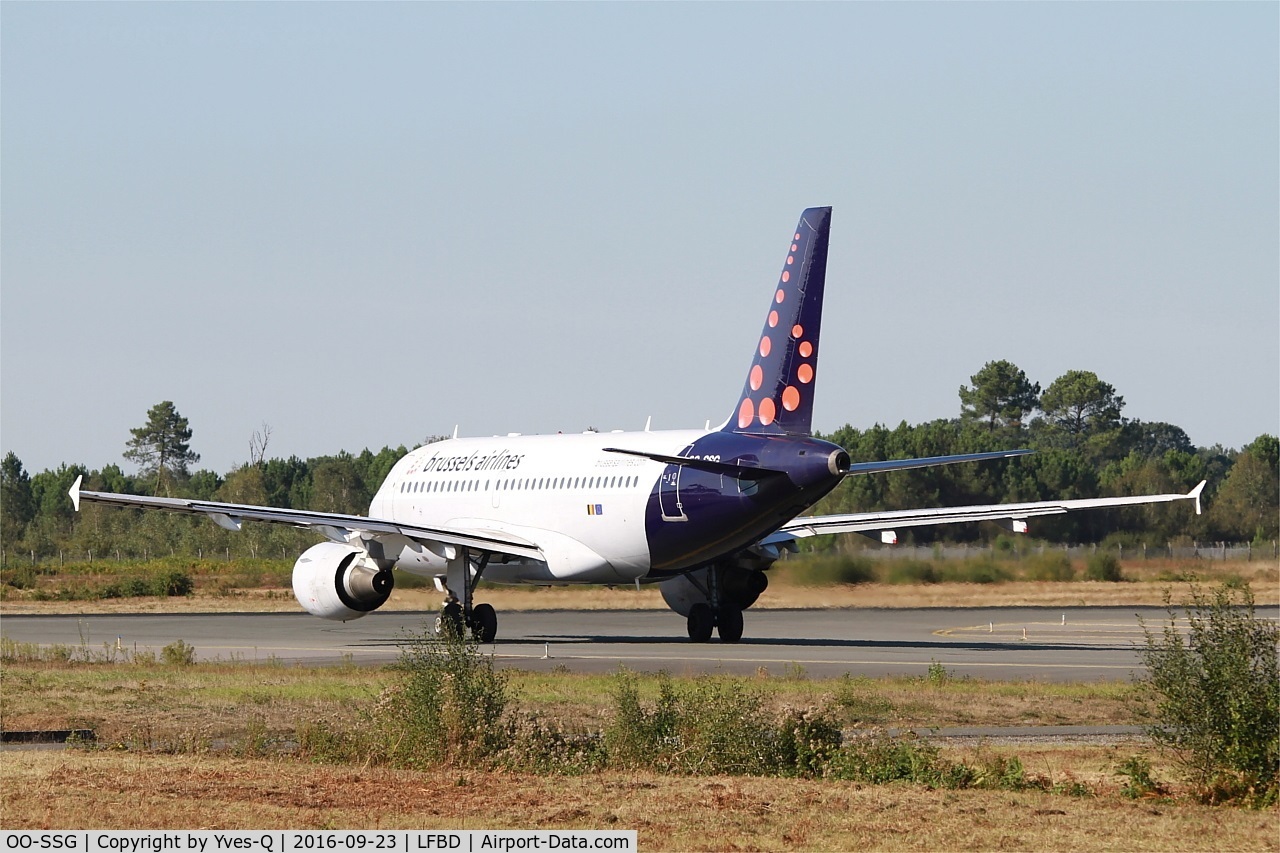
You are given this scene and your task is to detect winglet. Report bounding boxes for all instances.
[1188,480,1206,515]
[69,475,83,512]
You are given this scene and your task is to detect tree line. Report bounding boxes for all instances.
[1,362,1277,561]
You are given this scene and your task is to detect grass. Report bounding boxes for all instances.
[2,751,1276,849]
[2,653,1275,846]
[0,659,1142,745]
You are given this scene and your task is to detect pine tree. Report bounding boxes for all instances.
[123,401,200,496]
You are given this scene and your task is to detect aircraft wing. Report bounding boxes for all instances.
[774,480,1206,541]
[68,476,544,561]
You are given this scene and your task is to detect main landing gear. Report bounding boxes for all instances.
[434,547,499,643]
[686,602,744,643]
[678,565,759,643]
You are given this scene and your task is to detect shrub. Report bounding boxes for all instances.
[782,555,877,586]
[1085,552,1124,582]
[1137,583,1279,806]
[1023,551,1075,582]
[943,558,1011,585]
[161,639,196,666]
[382,624,511,768]
[604,671,828,776]
[829,732,966,787]
[881,560,940,585]
[1115,754,1169,800]
[153,569,194,597]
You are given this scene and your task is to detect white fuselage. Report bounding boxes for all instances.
[368,429,708,584]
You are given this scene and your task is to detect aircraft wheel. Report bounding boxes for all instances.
[687,603,714,643]
[436,602,464,638]
[471,602,498,643]
[717,606,744,643]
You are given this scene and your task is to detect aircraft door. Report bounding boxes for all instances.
[658,444,692,522]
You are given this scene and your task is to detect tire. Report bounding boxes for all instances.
[717,606,744,643]
[687,603,714,643]
[436,602,464,638]
[471,602,498,643]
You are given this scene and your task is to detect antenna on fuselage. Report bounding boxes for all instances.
[645,416,652,432]
[452,425,459,439]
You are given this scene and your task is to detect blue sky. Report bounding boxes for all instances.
[3,2,1276,477]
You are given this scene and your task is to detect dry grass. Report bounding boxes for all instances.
[3,559,1273,616]
[1,750,1275,850]
[0,661,1141,746]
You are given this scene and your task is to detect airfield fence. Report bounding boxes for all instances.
[2,540,1276,569]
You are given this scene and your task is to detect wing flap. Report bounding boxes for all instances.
[69,476,544,561]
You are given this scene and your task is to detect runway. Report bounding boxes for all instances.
[0,605,1196,681]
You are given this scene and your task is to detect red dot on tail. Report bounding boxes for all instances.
[781,271,790,283]
[759,336,772,357]
[749,364,763,391]
[738,398,755,429]
[758,397,776,426]
[782,386,801,411]
[768,310,778,328]
[799,341,813,358]
[775,289,785,304]
[798,364,814,384]
[791,324,803,338]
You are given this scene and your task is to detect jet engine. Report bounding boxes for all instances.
[292,541,394,621]
[659,564,768,618]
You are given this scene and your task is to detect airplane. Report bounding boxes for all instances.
[68,207,1206,643]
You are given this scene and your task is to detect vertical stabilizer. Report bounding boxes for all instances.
[726,207,832,435]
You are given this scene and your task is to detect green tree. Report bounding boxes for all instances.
[958,360,1040,432]
[123,401,201,496]
[309,453,368,515]
[1124,420,1195,458]
[1,451,35,548]
[1039,370,1124,436]
[1208,435,1279,542]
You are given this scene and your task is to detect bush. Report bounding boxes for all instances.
[781,555,877,586]
[161,639,195,666]
[153,568,194,597]
[605,671,786,775]
[881,560,940,585]
[1085,552,1124,582]
[1138,583,1279,806]
[381,624,511,768]
[1023,552,1075,582]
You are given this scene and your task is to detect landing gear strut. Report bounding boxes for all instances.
[434,547,499,642]
[683,566,751,643]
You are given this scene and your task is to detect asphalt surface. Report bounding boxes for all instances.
[0,605,1206,681]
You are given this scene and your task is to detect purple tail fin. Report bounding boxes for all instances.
[726,207,832,436]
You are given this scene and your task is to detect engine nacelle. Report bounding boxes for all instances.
[659,565,768,617]
[292,541,394,621]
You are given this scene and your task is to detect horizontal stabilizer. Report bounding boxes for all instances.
[602,447,788,481]
[846,449,1033,476]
